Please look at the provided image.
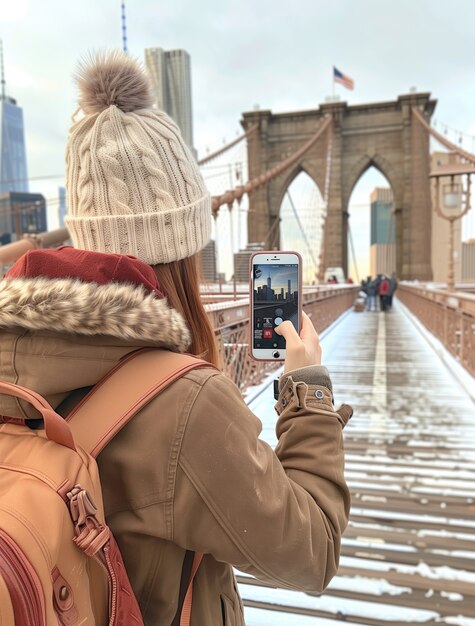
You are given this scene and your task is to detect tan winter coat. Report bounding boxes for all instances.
[0,265,351,626]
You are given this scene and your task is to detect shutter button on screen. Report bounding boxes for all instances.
[274,317,283,326]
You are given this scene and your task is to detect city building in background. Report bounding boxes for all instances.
[369,187,396,276]
[234,242,265,283]
[254,273,297,303]
[0,192,47,243]
[199,239,217,282]
[145,47,194,152]
[0,42,28,194]
[430,152,462,284]
[461,239,475,281]
[58,186,67,228]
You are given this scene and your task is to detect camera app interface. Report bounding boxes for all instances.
[253,264,299,350]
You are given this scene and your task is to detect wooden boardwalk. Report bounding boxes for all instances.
[241,301,475,625]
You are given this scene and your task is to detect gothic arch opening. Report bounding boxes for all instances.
[346,166,397,283]
[279,171,325,284]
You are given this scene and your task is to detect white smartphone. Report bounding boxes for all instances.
[249,251,302,361]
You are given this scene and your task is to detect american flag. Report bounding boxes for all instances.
[333,66,354,90]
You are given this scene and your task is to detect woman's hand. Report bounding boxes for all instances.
[274,312,322,373]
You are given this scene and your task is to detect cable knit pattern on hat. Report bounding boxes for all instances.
[65,51,211,264]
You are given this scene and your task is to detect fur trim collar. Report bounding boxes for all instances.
[0,276,190,353]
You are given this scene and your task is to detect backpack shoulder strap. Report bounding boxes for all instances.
[66,348,213,458]
[67,347,211,626]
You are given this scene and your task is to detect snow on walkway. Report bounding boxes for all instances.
[240,301,475,625]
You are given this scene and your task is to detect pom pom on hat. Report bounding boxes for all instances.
[66,49,212,265]
[74,50,154,115]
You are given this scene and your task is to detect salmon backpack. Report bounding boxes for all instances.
[0,348,210,626]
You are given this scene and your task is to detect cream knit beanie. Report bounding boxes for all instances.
[65,51,211,265]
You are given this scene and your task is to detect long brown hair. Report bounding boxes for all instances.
[152,255,221,368]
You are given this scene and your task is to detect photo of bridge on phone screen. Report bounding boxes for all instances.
[252,264,299,350]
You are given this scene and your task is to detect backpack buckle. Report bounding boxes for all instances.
[67,485,110,556]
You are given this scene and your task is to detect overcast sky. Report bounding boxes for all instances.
[2,0,475,279]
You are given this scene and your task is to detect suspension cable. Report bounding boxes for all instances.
[198,123,258,166]
[347,220,360,283]
[211,115,332,215]
[412,106,475,166]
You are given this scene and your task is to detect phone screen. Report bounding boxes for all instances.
[252,263,299,350]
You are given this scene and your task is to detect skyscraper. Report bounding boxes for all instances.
[461,239,475,281]
[370,188,395,246]
[145,48,166,112]
[145,47,194,152]
[58,186,67,228]
[199,239,217,282]
[233,242,265,283]
[0,192,46,243]
[369,188,396,276]
[0,42,28,194]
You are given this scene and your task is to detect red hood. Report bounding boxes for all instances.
[0,245,191,378]
[0,248,192,418]
[5,246,164,298]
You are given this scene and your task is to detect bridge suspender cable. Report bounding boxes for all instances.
[285,189,319,271]
[198,123,258,166]
[347,221,360,284]
[317,124,334,282]
[412,106,475,166]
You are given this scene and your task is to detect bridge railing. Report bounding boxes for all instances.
[0,229,71,271]
[397,283,475,377]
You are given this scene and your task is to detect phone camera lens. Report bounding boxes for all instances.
[272,351,280,359]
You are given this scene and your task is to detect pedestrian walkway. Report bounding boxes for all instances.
[240,301,475,625]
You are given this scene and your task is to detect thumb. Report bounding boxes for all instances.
[274,320,299,344]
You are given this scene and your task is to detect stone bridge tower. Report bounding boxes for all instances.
[242,93,436,280]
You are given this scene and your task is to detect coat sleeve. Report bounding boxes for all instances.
[172,370,351,593]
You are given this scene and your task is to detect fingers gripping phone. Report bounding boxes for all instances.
[249,251,302,361]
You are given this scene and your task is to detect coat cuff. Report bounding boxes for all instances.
[278,365,333,394]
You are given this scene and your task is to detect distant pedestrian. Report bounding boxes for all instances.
[388,272,398,308]
[366,278,378,311]
[378,275,391,311]
[361,276,371,295]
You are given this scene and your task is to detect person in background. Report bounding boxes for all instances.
[378,275,391,312]
[388,272,398,308]
[361,276,370,295]
[366,277,378,312]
